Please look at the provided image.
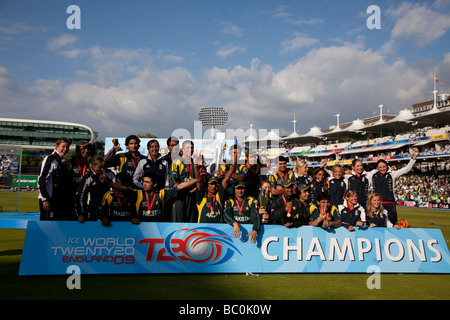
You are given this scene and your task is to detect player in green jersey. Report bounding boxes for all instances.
[104,135,146,178]
[133,171,197,223]
[271,179,310,228]
[194,150,236,223]
[224,180,260,244]
[98,171,137,225]
[218,144,248,198]
[309,192,342,229]
[269,156,294,197]
[169,140,197,222]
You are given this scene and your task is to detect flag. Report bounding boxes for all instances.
[294,111,297,116]
[435,75,443,84]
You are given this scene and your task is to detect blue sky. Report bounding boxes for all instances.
[1,0,449,141]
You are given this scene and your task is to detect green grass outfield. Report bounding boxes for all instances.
[0,191,449,300]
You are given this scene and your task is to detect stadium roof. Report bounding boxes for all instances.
[283,131,302,140]
[346,119,366,131]
[259,130,281,142]
[0,118,95,151]
[281,105,450,144]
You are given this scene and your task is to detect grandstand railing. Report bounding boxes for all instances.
[275,131,450,167]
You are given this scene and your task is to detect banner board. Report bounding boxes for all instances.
[11,175,38,188]
[19,221,450,275]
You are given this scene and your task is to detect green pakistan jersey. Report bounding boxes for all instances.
[169,157,195,187]
[220,164,248,177]
[270,195,309,227]
[67,156,90,186]
[220,163,249,196]
[196,185,226,223]
[108,151,146,177]
[135,187,178,222]
[224,196,260,231]
[269,171,294,189]
[309,203,341,227]
[99,190,137,221]
[169,156,197,222]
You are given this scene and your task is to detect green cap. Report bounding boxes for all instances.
[281,179,295,187]
[207,176,219,184]
[234,180,246,188]
[297,184,311,191]
[76,140,91,147]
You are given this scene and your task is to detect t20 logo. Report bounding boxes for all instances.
[138,227,241,264]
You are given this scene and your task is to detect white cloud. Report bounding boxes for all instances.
[0,18,48,44]
[163,54,184,63]
[272,5,291,19]
[0,19,33,35]
[216,44,247,58]
[33,79,63,98]
[281,35,320,53]
[21,65,201,138]
[0,66,18,93]
[289,18,324,26]
[378,39,396,56]
[0,42,437,140]
[389,2,450,46]
[220,21,243,37]
[199,45,430,136]
[271,5,323,26]
[47,34,79,51]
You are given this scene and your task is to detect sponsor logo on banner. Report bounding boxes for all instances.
[53,227,242,266]
[138,227,242,264]
[55,237,136,265]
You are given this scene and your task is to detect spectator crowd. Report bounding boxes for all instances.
[395,174,450,208]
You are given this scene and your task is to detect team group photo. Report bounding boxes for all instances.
[1,0,449,303]
[37,133,423,242]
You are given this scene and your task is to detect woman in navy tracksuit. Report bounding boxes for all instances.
[38,138,73,220]
[75,155,116,223]
[366,193,400,229]
[310,168,328,205]
[367,148,419,225]
[346,159,370,209]
[338,190,366,231]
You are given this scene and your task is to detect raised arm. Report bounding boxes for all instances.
[194,163,202,191]
[103,139,122,162]
[222,149,237,189]
[392,147,419,180]
[176,178,197,191]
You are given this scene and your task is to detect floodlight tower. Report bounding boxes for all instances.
[198,107,228,139]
